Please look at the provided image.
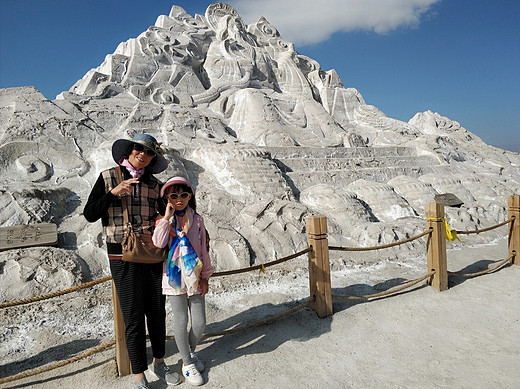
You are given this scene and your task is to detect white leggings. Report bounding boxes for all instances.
[168,294,206,365]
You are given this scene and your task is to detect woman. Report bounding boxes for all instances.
[84,133,179,389]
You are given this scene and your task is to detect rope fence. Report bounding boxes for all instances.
[0,275,113,309]
[0,340,116,385]
[203,298,312,338]
[332,272,435,301]
[0,249,311,311]
[212,247,312,277]
[454,217,513,235]
[448,254,514,278]
[0,247,313,384]
[329,229,431,252]
[0,195,517,384]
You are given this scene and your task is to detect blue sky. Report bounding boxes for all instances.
[1,0,518,152]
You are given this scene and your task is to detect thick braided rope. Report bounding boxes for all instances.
[202,298,312,337]
[0,275,113,309]
[330,229,432,252]
[332,271,434,301]
[213,247,312,277]
[455,217,513,235]
[0,340,115,385]
[448,254,514,278]
[1,247,311,309]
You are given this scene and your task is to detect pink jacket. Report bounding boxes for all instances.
[152,211,214,296]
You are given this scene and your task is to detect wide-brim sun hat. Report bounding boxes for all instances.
[160,176,195,198]
[112,133,168,174]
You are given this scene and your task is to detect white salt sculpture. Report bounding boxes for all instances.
[0,2,519,277]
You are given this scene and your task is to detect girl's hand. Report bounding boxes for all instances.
[163,203,174,220]
[199,278,209,296]
[111,178,139,197]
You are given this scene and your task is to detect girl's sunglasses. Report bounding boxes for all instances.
[167,192,191,200]
[132,143,156,157]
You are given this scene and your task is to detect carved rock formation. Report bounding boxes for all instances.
[1,2,519,282]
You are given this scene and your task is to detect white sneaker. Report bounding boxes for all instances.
[190,352,205,373]
[182,363,204,386]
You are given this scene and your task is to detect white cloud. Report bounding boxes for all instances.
[229,0,441,45]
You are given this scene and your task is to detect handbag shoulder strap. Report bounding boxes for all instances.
[115,166,130,226]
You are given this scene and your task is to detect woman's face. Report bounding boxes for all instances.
[128,143,155,170]
[166,187,192,211]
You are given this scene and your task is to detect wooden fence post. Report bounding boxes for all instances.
[425,203,448,291]
[112,281,131,376]
[306,216,333,318]
[509,195,520,265]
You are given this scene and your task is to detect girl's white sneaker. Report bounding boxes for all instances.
[182,363,204,386]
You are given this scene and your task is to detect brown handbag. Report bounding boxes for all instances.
[116,166,168,263]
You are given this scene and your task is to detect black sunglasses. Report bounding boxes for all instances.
[132,143,156,157]
[167,192,191,200]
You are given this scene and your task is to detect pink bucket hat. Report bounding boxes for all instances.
[160,176,195,197]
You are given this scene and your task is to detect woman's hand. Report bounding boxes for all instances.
[163,203,174,220]
[199,278,209,297]
[111,178,139,197]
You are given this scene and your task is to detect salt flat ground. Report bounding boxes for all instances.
[1,238,519,389]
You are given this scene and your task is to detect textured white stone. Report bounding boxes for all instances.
[1,2,519,279]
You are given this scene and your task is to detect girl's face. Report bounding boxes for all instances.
[166,187,192,211]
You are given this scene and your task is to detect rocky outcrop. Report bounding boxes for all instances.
[1,2,519,282]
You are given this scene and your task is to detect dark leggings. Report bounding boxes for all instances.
[110,260,166,374]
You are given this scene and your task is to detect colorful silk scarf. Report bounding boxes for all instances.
[166,209,203,295]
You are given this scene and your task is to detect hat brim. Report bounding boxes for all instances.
[112,139,168,174]
[160,176,194,197]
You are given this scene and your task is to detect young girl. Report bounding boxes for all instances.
[152,176,213,386]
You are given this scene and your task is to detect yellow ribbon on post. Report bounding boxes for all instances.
[259,264,266,274]
[444,218,461,242]
[427,216,461,242]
